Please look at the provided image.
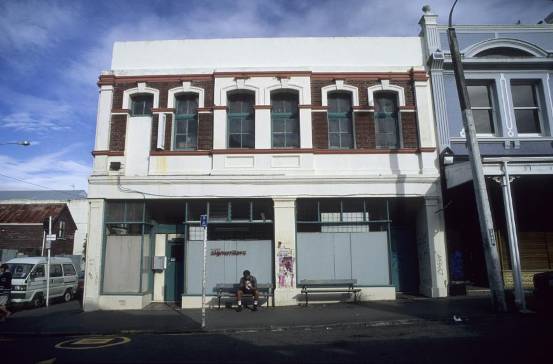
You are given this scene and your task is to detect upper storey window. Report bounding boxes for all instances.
[474,47,534,58]
[174,93,199,150]
[130,94,153,116]
[328,92,353,149]
[374,92,400,148]
[228,91,255,148]
[467,83,497,135]
[511,81,543,135]
[271,91,299,148]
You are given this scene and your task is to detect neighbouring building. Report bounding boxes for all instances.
[420,7,553,289]
[0,203,77,259]
[0,190,89,261]
[85,36,447,311]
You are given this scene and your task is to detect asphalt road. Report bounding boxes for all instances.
[1,314,550,363]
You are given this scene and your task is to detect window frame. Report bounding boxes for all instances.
[270,90,300,149]
[173,93,199,151]
[510,81,544,137]
[327,91,355,150]
[373,91,402,149]
[130,93,154,117]
[227,91,256,149]
[466,81,499,137]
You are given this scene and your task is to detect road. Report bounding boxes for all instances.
[1,314,549,363]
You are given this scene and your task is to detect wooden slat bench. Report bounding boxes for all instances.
[214,283,274,309]
[299,279,361,305]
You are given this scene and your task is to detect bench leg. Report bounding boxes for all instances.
[305,291,308,306]
[218,295,221,309]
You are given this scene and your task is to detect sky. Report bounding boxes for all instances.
[0,0,551,193]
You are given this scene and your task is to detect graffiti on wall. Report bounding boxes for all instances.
[277,241,294,288]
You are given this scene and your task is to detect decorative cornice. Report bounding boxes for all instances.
[149,147,436,156]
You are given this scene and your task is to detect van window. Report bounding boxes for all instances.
[63,264,76,276]
[50,264,63,277]
[33,264,45,278]
[7,263,33,279]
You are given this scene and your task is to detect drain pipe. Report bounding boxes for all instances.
[500,161,526,311]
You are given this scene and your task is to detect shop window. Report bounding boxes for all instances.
[174,93,198,150]
[271,91,300,148]
[228,91,255,148]
[130,94,153,116]
[374,91,401,148]
[467,83,497,134]
[328,92,354,149]
[511,81,543,135]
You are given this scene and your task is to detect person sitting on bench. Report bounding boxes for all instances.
[236,270,259,312]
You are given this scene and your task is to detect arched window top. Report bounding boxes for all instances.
[271,90,299,114]
[474,47,534,58]
[367,80,405,107]
[122,82,159,111]
[130,93,154,116]
[321,81,359,107]
[168,82,204,109]
[328,91,353,114]
[175,93,198,116]
[374,91,399,113]
[463,38,548,58]
[228,91,255,114]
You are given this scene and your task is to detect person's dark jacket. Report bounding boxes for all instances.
[0,271,12,294]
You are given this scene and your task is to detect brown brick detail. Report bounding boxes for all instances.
[198,113,213,150]
[310,78,416,109]
[354,112,375,149]
[109,114,127,151]
[312,112,329,149]
[401,113,419,148]
[164,114,173,149]
[111,79,214,110]
[150,114,159,151]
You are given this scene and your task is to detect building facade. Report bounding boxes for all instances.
[84,37,447,311]
[420,8,553,289]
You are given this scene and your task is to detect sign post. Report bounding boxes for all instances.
[200,214,208,329]
[45,216,53,308]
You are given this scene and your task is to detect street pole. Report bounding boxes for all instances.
[46,216,52,308]
[41,230,46,257]
[501,162,526,310]
[201,214,208,329]
[447,0,507,312]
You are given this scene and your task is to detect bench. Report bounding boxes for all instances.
[214,283,274,309]
[299,279,361,305]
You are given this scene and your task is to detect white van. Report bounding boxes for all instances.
[7,256,78,307]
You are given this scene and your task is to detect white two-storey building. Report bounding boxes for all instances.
[84,37,447,311]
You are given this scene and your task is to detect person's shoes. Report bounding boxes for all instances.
[252,305,258,311]
[235,305,243,312]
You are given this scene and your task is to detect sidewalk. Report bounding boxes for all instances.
[0,296,515,336]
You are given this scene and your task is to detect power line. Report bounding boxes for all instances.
[0,172,84,199]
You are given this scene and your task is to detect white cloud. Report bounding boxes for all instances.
[0,144,90,191]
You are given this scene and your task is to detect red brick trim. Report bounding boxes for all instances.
[111,108,130,114]
[312,72,413,80]
[399,105,417,110]
[214,71,312,78]
[410,69,428,81]
[152,108,176,113]
[197,107,213,112]
[99,74,213,86]
[254,105,272,110]
[97,74,116,86]
[311,105,328,111]
[212,106,227,110]
[298,105,312,109]
[149,147,436,156]
[92,150,124,156]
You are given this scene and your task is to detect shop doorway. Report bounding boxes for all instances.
[165,239,184,302]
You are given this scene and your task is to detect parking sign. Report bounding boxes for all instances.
[200,214,208,228]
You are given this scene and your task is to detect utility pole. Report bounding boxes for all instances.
[447,0,507,312]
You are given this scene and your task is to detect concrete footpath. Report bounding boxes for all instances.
[0,296,524,336]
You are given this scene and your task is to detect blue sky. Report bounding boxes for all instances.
[0,0,551,192]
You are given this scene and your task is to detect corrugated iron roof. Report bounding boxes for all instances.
[0,190,86,201]
[0,204,67,223]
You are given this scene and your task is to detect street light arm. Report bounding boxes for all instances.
[448,0,459,28]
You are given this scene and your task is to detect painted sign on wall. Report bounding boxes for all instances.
[277,241,294,288]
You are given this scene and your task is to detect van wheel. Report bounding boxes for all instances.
[31,293,44,308]
[63,289,73,302]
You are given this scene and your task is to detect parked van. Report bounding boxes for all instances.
[7,256,78,307]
